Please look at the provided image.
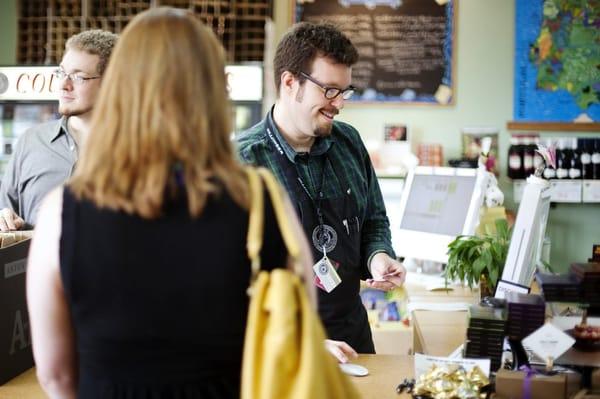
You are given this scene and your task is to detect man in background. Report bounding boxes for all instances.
[0,29,117,230]
[237,22,406,361]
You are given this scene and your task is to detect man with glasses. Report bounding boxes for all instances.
[237,22,406,361]
[0,30,117,230]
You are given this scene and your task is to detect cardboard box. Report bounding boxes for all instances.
[572,389,600,399]
[371,322,413,355]
[0,235,33,384]
[412,310,468,356]
[495,369,581,399]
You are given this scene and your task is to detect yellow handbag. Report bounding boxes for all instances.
[241,167,360,399]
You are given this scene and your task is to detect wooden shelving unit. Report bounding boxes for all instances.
[507,121,600,132]
[17,0,271,65]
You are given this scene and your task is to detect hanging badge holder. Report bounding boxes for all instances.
[313,245,342,293]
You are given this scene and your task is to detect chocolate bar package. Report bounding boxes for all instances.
[536,273,582,303]
[571,263,600,305]
[495,369,581,399]
[468,304,507,329]
[465,305,506,373]
[506,292,545,339]
[571,263,600,280]
[467,328,505,341]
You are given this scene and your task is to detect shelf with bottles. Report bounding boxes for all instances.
[513,179,600,203]
[509,135,600,204]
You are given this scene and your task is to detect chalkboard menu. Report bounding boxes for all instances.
[295,0,456,104]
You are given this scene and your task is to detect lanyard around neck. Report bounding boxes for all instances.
[295,156,328,228]
[266,126,328,228]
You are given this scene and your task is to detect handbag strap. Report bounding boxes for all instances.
[245,167,302,285]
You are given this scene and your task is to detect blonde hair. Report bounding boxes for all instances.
[69,7,248,218]
[66,29,118,74]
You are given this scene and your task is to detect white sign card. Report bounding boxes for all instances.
[522,323,575,362]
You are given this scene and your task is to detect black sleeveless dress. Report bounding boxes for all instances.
[59,185,286,399]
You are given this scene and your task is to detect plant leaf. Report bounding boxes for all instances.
[489,267,499,287]
[472,257,485,276]
[468,246,480,260]
[481,248,492,269]
[539,260,555,273]
[446,228,510,290]
[495,219,508,239]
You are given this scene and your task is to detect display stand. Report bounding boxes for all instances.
[503,292,546,371]
[0,237,33,384]
[538,273,600,388]
[553,309,600,389]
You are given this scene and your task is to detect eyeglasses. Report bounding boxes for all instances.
[299,72,355,100]
[53,69,101,85]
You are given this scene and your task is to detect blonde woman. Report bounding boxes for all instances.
[27,8,312,399]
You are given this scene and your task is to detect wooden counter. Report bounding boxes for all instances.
[0,273,483,398]
[0,355,414,399]
[0,368,44,399]
[352,355,414,398]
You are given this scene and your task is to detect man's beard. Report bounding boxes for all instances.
[295,86,335,137]
[314,108,338,137]
[314,123,333,137]
[59,103,91,117]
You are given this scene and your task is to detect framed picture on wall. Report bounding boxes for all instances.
[384,124,408,142]
[513,0,600,125]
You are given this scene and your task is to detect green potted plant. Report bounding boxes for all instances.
[444,219,511,297]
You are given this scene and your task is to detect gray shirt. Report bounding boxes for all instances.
[0,116,78,226]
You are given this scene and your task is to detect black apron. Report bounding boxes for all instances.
[264,120,375,353]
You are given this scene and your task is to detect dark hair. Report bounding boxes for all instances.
[273,22,358,93]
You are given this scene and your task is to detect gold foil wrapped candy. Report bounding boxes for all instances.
[413,364,490,399]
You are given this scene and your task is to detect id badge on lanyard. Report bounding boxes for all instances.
[266,123,342,292]
[313,245,341,293]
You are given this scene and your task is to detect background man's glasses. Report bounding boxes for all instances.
[300,72,355,100]
[53,69,101,85]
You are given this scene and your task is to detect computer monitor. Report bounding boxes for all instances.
[393,166,489,264]
[495,175,551,299]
